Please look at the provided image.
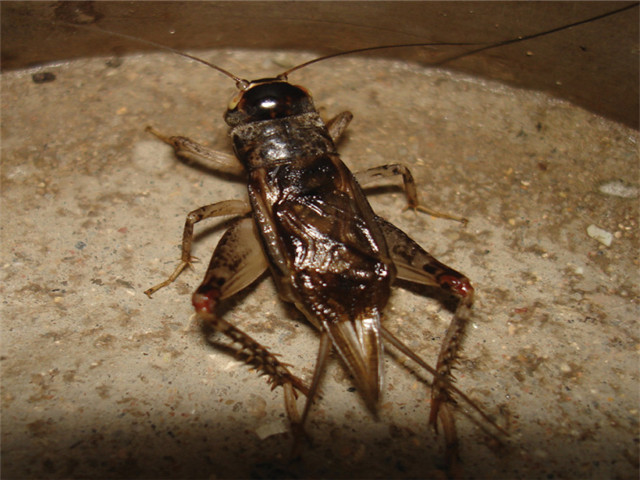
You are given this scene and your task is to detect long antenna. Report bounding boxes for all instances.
[279,2,638,78]
[52,19,250,89]
[52,2,637,87]
[277,41,485,80]
[434,2,639,66]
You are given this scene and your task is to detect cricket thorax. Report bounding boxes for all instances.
[230,113,336,170]
[225,79,336,170]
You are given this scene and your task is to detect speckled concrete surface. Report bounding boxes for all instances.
[2,50,638,479]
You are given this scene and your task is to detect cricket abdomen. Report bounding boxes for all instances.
[249,151,394,315]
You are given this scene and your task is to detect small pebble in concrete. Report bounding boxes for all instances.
[586,224,613,247]
[598,179,639,198]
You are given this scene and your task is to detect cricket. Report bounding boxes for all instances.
[37,3,637,476]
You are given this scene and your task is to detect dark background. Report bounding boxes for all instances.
[2,1,639,128]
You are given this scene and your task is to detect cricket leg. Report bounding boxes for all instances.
[145,199,251,297]
[326,111,353,142]
[146,126,244,176]
[375,215,487,473]
[300,332,332,427]
[192,217,310,432]
[355,164,467,224]
[288,332,332,457]
[376,215,474,421]
[382,327,476,478]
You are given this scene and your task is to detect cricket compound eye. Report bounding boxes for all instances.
[224,80,315,125]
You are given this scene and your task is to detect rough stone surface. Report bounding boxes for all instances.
[2,50,638,479]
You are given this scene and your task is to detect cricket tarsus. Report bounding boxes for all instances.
[144,198,251,297]
[355,164,468,223]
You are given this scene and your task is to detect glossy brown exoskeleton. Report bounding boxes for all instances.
[64,2,629,472]
[143,75,492,468]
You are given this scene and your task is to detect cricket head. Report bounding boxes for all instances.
[224,79,316,126]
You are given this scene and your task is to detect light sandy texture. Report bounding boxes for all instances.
[2,51,638,478]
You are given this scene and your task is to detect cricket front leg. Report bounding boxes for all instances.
[146,126,244,175]
[356,164,467,224]
[325,111,353,142]
[192,217,309,432]
[145,199,251,297]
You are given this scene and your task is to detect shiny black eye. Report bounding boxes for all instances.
[225,80,315,125]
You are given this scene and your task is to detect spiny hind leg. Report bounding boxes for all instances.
[376,215,474,427]
[356,164,467,223]
[145,199,251,297]
[192,218,309,432]
[376,215,480,472]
